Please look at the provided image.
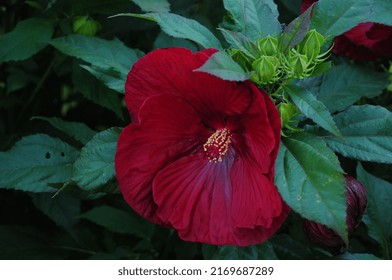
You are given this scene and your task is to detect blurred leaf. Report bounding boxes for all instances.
[0,226,65,259]
[256,242,279,260]
[316,63,389,112]
[210,245,259,260]
[311,0,373,36]
[131,0,170,12]
[118,13,222,49]
[6,68,35,95]
[357,164,392,258]
[33,117,96,145]
[279,3,312,52]
[202,244,218,259]
[72,66,123,118]
[222,0,281,40]
[310,105,392,164]
[72,0,131,15]
[368,0,392,25]
[287,86,341,137]
[80,205,154,240]
[275,132,347,243]
[50,35,142,75]
[336,252,381,260]
[0,134,79,193]
[203,242,277,260]
[0,18,54,63]
[270,234,313,259]
[31,193,81,229]
[195,52,250,81]
[72,127,120,190]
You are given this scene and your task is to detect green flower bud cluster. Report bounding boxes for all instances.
[250,36,283,85]
[230,29,330,85]
[73,16,101,37]
[283,29,330,79]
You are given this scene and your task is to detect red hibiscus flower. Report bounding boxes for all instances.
[303,176,368,252]
[301,0,392,61]
[115,47,289,246]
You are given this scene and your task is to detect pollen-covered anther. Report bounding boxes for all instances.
[203,128,232,163]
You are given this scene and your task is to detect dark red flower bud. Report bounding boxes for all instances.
[300,0,392,61]
[303,175,368,251]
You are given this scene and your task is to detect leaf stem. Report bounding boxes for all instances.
[16,58,57,125]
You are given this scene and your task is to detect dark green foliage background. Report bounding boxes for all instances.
[1,0,391,260]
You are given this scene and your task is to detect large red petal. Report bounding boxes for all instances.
[125,47,252,124]
[115,94,208,224]
[232,83,280,174]
[152,152,239,245]
[153,151,288,246]
[230,156,284,230]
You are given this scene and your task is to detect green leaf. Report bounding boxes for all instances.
[195,52,250,81]
[131,0,170,12]
[223,0,281,40]
[279,4,313,53]
[118,13,222,50]
[270,234,314,259]
[287,86,341,137]
[32,117,96,145]
[204,243,277,260]
[275,132,347,243]
[336,252,381,260]
[72,127,120,190]
[311,0,373,36]
[50,35,142,75]
[80,205,154,240]
[317,63,389,112]
[357,164,392,257]
[0,134,79,193]
[368,0,392,25]
[72,65,123,118]
[219,29,258,58]
[0,18,54,63]
[81,65,126,94]
[311,105,392,164]
[31,193,80,229]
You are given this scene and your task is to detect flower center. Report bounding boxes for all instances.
[203,128,232,163]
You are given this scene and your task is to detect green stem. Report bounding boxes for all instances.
[16,58,57,125]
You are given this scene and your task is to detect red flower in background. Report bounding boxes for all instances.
[115,48,289,246]
[303,176,368,252]
[302,0,392,61]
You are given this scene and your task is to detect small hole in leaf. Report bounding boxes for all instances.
[61,152,65,157]
[45,152,51,159]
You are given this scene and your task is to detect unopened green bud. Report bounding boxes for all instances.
[73,16,101,36]
[251,55,280,84]
[287,51,309,78]
[297,29,325,59]
[257,36,278,56]
[278,102,300,128]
